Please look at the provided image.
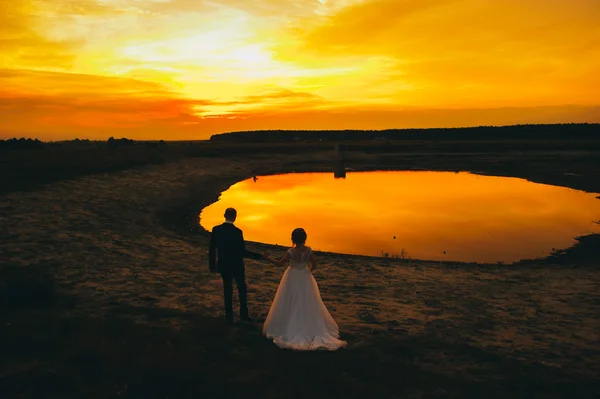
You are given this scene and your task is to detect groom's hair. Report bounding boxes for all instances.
[291,228,307,245]
[224,208,237,221]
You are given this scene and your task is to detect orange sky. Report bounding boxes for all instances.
[1,0,599,140]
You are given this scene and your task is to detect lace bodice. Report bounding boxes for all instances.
[287,247,312,269]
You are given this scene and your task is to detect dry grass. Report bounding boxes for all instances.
[1,145,600,398]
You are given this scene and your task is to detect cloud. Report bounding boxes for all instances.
[296,0,600,57]
[278,0,600,104]
[209,88,323,109]
[3,75,598,141]
[140,0,314,17]
[0,68,325,139]
[0,1,78,68]
[0,68,204,137]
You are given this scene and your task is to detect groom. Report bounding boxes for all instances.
[208,207,263,323]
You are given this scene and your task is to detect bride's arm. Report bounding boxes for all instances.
[309,252,317,271]
[267,251,290,267]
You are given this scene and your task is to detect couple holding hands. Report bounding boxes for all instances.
[209,207,346,351]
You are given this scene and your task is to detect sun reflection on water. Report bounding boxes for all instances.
[200,171,600,263]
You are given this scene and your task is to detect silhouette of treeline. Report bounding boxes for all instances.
[109,137,167,148]
[210,123,600,143]
[105,137,166,148]
[0,137,45,150]
[0,136,167,150]
[108,136,135,148]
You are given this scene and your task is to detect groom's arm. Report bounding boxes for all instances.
[240,231,262,260]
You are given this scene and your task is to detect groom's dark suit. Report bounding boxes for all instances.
[209,221,262,321]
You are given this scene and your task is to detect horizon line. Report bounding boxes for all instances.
[2,122,599,143]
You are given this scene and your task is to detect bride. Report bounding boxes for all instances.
[262,228,346,351]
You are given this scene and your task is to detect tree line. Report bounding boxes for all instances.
[0,137,167,150]
[210,123,600,143]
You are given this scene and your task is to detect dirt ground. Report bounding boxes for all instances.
[1,143,599,398]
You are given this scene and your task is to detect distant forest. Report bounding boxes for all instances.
[0,137,166,150]
[210,123,600,143]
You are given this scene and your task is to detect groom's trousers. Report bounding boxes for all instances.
[220,267,248,320]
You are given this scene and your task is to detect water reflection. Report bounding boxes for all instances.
[200,171,600,263]
[334,161,346,179]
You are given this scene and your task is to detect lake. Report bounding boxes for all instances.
[200,171,600,263]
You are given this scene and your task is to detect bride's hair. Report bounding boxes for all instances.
[291,228,307,245]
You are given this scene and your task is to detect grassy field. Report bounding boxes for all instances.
[3,138,600,194]
[1,141,599,398]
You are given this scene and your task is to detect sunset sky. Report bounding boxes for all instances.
[2,0,599,140]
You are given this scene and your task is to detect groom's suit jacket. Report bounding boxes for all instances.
[209,222,262,274]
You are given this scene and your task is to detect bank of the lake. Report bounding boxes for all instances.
[1,146,599,398]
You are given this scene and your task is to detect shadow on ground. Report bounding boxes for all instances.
[1,266,598,399]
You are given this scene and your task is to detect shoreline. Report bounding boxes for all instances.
[170,158,600,268]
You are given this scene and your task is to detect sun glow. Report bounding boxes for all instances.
[1,0,599,139]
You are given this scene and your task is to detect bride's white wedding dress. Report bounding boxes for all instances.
[263,247,347,351]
